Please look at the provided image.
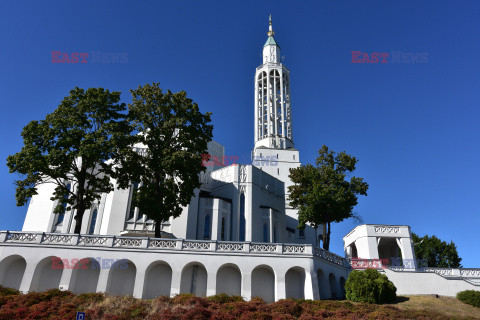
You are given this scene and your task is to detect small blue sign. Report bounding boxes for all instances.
[76,311,85,320]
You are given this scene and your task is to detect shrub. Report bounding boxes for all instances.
[344,269,397,304]
[207,293,244,304]
[0,286,19,296]
[457,290,480,308]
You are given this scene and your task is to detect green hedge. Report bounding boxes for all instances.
[344,269,397,304]
[457,290,480,308]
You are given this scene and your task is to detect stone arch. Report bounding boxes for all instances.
[106,259,136,296]
[378,237,401,266]
[180,262,207,297]
[216,263,241,296]
[285,266,305,299]
[339,277,346,299]
[143,261,172,299]
[69,258,100,294]
[251,265,275,303]
[329,273,337,299]
[30,256,64,292]
[258,71,267,80]
[350,242,358,258]
[0,255,27,290]
[316,268,329,299]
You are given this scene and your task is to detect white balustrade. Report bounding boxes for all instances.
[0,231,352,268]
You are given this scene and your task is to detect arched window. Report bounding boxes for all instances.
[88,209,98,235]
[56,183,71,225]
[273,226,277,243]
[263,224,268,242]
[239,194,245,241]
[221,217,225,241]
[204,214,211,239]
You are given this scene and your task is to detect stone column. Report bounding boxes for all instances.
[276,272,286,300]
[269,209,274,243]
[59,267,74,291]
[96,268,110,293]
[206,272,217,296]
[170,269,182,297]
[19,261,37,293]
[211,199,219,241]
[355,237,379,259]
[241,271,252,300]
[304,270,316,300]
[132,266,147,299]
[397,237,417,269]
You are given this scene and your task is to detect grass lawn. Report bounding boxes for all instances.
[387,295,480,319]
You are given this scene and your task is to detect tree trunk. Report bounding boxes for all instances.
[326,222,331,251]
[154,220,162,238]
[322,223,327,250]
[73,206,85,234]
[323,222,331,251]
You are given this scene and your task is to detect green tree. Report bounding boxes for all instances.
[288,145,368,250]
[412,233,462,268]
[7,87,132,233]
[117,83,213,238]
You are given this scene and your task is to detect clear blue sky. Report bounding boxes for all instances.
[1,1,479,267]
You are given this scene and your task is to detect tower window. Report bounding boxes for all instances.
[293,155,295,160]
[263,224,268,243]
[204,214,211,239]
[89,209,98,235]
[221,217,225,241]
[239,193,246,241]
[278,168,280,175]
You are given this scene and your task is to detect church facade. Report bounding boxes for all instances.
[0,17,479,301]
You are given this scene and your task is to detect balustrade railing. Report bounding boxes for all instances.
[0,230,350,268]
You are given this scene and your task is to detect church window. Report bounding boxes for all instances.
[204,214,211,239]
[299,228,305,238]
[273,226,277,243]
[56,183,71,225]
[293,155,295,160]
[263,223,268,242]
[239,193,245,241]
[88,209,98,235]
[277,168,280,175]
[221,217,225,241]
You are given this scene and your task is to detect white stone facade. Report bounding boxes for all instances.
[343,224,480,297]
[0,231,350,301]
[1,17,479,301]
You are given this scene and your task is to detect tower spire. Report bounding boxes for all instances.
[268,14,275,37]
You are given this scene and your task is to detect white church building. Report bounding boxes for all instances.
[0,18,479,302]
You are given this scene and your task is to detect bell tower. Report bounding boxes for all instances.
[254,15,293,150]
[252,16,302,225]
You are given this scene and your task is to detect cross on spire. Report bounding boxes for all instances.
[268,14,275,37]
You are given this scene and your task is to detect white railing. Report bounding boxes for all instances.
[0,231,350,268]
[386,266,480,280]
